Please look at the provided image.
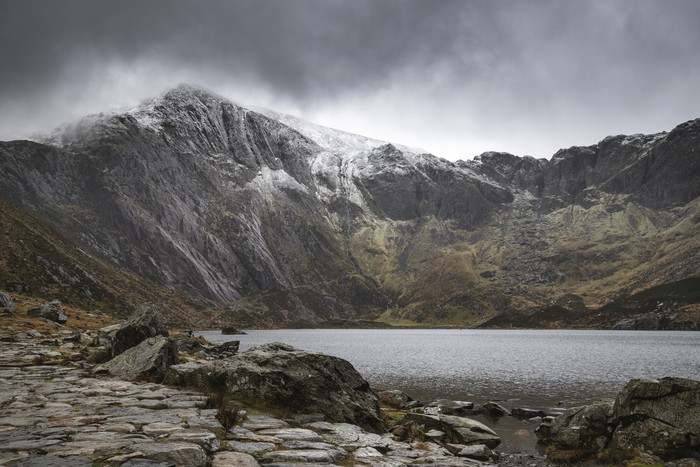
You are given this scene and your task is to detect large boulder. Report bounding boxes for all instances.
[111,303,169,357]
[405,412,501,448]
[102,336,178,383]
[544,403,613,450]
[0,291,15,311]
[27,300,67,324]
[165,342,383,431]
[610,377,700,460]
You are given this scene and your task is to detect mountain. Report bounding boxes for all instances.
[1,84,698,328]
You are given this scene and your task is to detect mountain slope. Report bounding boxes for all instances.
[0,84,698,327]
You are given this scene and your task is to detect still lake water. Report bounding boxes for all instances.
[195,329,700,410]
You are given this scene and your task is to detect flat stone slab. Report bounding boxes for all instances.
[210,451,260,467]
[141,422,185,435]
[226,440,276,453]
[166,429,220,451]
[130,442,207,467]
[261,449,346,463]
[306,421,390,450]
[13,456,93,467]
[256,428,324,442]
[241,414,289,431]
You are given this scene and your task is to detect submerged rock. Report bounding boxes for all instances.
[221,326,246,335]
[165,342,383,431]
[103,336,178,383]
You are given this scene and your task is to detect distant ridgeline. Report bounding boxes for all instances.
[0,84,698,329]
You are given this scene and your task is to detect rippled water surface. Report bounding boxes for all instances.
[196,329,700,410]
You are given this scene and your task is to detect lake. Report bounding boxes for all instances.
[195,329,700,454]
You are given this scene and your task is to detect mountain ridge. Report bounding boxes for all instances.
[1,84,698,328]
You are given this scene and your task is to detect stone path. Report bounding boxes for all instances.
[0,335,499,466]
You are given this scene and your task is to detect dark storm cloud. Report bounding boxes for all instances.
[1,0,700,159]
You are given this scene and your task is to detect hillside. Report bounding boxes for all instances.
[1,84,698,328]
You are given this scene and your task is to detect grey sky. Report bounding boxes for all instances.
[1,0,699,160]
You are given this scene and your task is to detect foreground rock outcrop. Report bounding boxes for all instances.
[538,377,700,464]
[165,342,384,432]
[0,334,500,466]
[109,302,169,357]
[101,335,178,383]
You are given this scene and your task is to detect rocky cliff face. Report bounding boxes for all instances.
[1,84,698,327]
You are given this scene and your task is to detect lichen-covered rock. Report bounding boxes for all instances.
[547,403,613,450]
[103,336,178,383]
[165,342,383,431]
[611,377,700,460]
[111,303,169,357]
[27,300,67,324]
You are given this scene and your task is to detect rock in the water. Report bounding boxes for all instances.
[610,377,700,460]
[0,291,15,311]
[112,303,169,357]
[512,407,545,419]
[103,336,178,383]
[222,326,246,335]
[484,401,510,417]
[27,300,67,324]
[165,342,383,431]
[405,413,501,448]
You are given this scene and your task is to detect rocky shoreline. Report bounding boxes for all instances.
[1,299,698,466]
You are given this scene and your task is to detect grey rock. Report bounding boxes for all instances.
[405,413,501,448]
[241,414,289,431]
[546,403,613,450]
[121,460,175,467]
[261,449,346,463]
[111,303,169,357]
[26,300,67,324]
[103,336,178,383]
[612,314,661,330]
[511,407,545,419]
[210,451,260,466]
[166,342,383,431]
[213,340,240,355]
[427,399,473,416]
[131,442,207,467]
[226,440,276,453]
[484,401,510,417]
[611,377,700,459]
[456,443,492,460]
[13,456,93,467]
[306,421,390,451]
[166,429,220,451]
[0,291,15,311]
[256,428,325,442]
[378,389,414,409]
